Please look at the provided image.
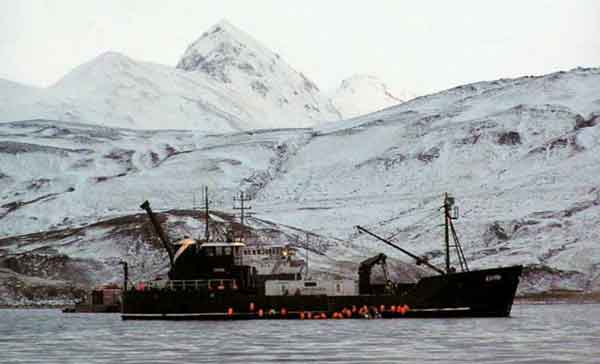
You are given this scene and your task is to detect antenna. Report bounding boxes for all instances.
[305,233,310,280]
[233,191,252,239]
[203,186,212,241]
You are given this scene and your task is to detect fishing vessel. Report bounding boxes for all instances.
[121,194,522,320]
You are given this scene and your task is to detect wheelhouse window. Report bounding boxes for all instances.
[215,246,223,256]
[224,247,232,255]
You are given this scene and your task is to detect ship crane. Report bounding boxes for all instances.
[358,253,393,295]
[140,200,175,275]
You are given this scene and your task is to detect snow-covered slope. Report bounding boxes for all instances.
[256,67,600,292]
[0,79,46,120]
[0,21,340,132]
[331,75,415,119]
[2,66,600,304]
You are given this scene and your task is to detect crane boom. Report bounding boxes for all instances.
[140,200,175,269]
[355,225,446,275]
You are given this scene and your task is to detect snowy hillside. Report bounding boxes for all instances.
[0,21,340,132]
[331,75,414,119]
[2,66,600,304]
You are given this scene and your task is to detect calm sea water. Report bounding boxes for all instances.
[1,304,599,363]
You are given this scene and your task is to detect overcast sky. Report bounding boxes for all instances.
[1,0,599,95]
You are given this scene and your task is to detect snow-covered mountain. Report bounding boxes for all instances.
[2,66,600,304]
[331,75,415,119]
[0,21,340,132]
[176,20,340,127]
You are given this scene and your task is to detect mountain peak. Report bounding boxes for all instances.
[83,51,135,69]
[174,20,340,126]
[50,51,137,89]
[331,74,412,118]
[211,19,245,37]
[176,20,270,77]
[339,74,384,89]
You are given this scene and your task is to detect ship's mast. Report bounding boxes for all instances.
[443,193,469,273]
[444,193,451,273]
[204,186,210,241]
[233,191,252,239]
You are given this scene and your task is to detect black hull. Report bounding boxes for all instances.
[122,265,522,320]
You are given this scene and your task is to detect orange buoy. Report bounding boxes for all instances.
[258,309,264,318]
[249,302,255,312]
[227,307,234,316]
[390,305,396,312]
[217,281,225,290]
[379,305,385,313]
[306,312,312,319]
[299,311,305,320]
[351,305,357,313]
[321,313,327,319]
[404,304,411,313]
[281,308,287,317]
[397,305,407,315]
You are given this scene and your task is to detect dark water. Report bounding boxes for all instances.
[1,304,599,363]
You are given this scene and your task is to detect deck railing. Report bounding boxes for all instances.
[134,279,237,291]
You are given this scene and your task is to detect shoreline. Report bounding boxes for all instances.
[515,291,600,304]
